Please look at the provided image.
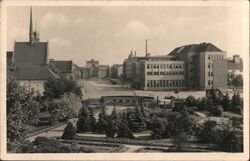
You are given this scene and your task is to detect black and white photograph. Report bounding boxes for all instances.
[1,0,249,160]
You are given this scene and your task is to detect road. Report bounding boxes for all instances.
[84,80,206,99]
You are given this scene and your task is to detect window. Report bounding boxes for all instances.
[179,80,182,87]
[170,65,172,69]
[154,72,159,75]
[208,56,210,60]
[154,65,156,69]
[179,65,182,68]
[160,72,165,75]
[147,72,153,75]
[157,65,159,69]
[147,64,150,69]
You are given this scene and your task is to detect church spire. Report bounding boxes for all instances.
[29,7,33,43]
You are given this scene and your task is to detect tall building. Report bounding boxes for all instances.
[168,42,227,90]
[7,7,58,94]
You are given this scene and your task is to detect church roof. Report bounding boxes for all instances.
[168,43,223,56]
[14,42,48,67]
[8,66,58,80]
[49,60,73,73]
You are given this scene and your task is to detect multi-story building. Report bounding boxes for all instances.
[139,56,185,90]
[111,64,123,79]
[168,42,227,90]
[98,65,110,79]
[7,8,58,94]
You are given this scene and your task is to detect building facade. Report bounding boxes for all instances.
[111,64,123,79]
[168,42,227,90]
[86,59,99,79]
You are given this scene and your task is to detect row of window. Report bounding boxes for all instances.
[208,54,224,60]
[147,71,184,76]
[146,80,185,87]
[147,64,183,69]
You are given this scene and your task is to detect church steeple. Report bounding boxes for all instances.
[29,7,33,43]
[29,7,40,43]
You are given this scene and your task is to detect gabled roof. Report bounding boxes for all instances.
[227,61,243,70]
[49,60,72,73]
[168,43,223,56]
[14,42,48,67]
[8,66,58,80]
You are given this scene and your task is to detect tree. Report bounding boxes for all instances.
[127,106,146,132]
[96,107,108,133]
[61,121,76,140]
[7,78,28,151]
[88,108,97,132]
[150,115,166,139]
[221,93,232,111]
[105,117,116,138]
[233,75,243,87]
[76,104,90,132]
[117,120,134,139]
[43,76,82,99]
[7,78,40,151]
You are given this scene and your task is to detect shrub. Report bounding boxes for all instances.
[186,96,197,107]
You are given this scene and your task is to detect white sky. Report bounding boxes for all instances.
[7,5,246,66]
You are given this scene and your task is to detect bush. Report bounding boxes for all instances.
[61,122,76,140]
[186,96,197,107]
[196,120,220,144]
[231,105,242,115]
[18,137,95,153]
[210,106,222,117]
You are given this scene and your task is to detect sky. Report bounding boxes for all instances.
[7,5,246,66]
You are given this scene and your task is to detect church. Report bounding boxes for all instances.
[7,7,58,94]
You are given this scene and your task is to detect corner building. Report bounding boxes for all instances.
[168,42,227,90]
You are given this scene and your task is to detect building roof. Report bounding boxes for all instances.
[8,66,58,80]
[49,60,72,73]
[168,42,223,56]
[227,61,243,70]
[14,42,48,67]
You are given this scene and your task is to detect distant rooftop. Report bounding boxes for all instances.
[50,60,73,73]
[168,42,223,56]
